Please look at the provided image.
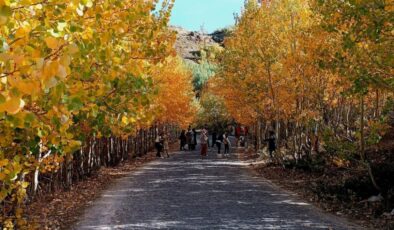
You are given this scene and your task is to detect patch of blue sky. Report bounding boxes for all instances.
[164,0,244,33]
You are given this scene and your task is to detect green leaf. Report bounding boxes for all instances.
[68,97,84,111]
[0,94,5,104]
[0,6,11,18]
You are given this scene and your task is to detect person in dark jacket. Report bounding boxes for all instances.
[264,131,276,158]
[211,130,217,148]
[216,132,223,154]
[192,128,197,150]
[186,127,193,151]
[155,133,163,158]
[179,130,187,151]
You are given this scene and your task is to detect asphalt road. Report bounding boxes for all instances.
[72,146,361,230]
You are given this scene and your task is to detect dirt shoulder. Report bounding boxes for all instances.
[26,144,179,230]
[239,150,394,230]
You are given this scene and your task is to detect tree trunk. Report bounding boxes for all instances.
[360,95,380,191]
[256,120,262,151]
[360,95,365,161]
[374,89,380,118]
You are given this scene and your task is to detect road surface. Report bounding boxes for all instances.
[73,147,361,230]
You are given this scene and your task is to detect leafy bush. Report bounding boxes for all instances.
[322,128,358,162]
[185,60,217,91]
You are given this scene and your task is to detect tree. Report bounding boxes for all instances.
[213,0,393,193]
[0,0,197,228]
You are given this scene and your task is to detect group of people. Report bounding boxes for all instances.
[155,131,170,158]
[178,126,197,151]
[178,126,217,159]
[178,126,232,158]
[157,125,277,160]
[213,132,231,156]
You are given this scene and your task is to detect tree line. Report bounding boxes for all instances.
[210,0,393,191]
[0,0,196,228]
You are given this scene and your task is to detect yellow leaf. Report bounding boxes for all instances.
[15,27,26,38]
[67,43,79,54]
[0,97,25,115]
[60,55,71,66]
[0,159,9,167]
[32,49,41,58]
[16,80,40,95]
[42,60,60,88]
[21,181,29,188]
[45,37,59,49]
[57,64,67,79]
[121,116,129,125]
[0,53,10,62]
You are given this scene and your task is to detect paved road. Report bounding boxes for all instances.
[73,147,360,230]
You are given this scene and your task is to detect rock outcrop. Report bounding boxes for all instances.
[172,27,222,62]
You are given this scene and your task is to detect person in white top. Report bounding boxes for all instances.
[223,132,230,156]
[162,132,170,158]
[200,128,209,158]
[155,133,163,158]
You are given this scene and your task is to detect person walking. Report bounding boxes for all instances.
[264,131,276,158]
[192,128,197,150]
[200,129,208,159]
[179,130,187,151]
[223,132,230,156]
[211,130,217,148]
[235,125,241,147]
[155,132,163,158]
[186,127,193,151]
[162,132,170,158]
[216,132,223,154]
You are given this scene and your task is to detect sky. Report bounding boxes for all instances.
[168,0,244,33]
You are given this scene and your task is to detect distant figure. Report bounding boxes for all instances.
[235,126,241,146]
[200,128,209,158]
[186,127,193,151]
[204,126,210,147]
[216,132,223,154]
[223,132,230,156]
[162,132,170,158]
[240,126,246,136]
[179,130,187,151]
[265,131,276,158]
[239,135,246,147]
[192,128,197,150]
[211,130,217,148]
[155,133,163,158]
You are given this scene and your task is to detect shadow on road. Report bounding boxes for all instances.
[72,148,361,230]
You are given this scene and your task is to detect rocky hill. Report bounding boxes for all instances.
[172,27,225,62]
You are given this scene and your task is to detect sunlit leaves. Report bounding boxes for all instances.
[0,0,187,227]
[151,57,197,128]
[0,97,24,114]
[314,0,393,92]
[213,0,392,163]
[44,37,61,50]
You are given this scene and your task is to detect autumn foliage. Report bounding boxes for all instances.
[152,57,197,128]
[0,0,195,228]
[212,0,393,190]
